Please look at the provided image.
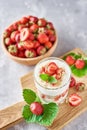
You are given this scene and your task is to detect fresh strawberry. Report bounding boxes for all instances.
[33,40,40,49]
[18,51,25,58]
[69,77,76,88]
[18,24,27,31]
[37,33,49,44]
[8,45,18,56]
[4,37,12,46]
[37,45,46,55]
[11,23,18,30]
[46,62,58,75]
[25,49,36,58]
[76,82,85,91]
[65,55,75,65]
[29,16,38,23]
[49,34,56,42]
[30,102,43,115]
[38,18,47,26]
[28,33,35,41]
[3,29,11,38]
[20,17,29,24]
[23,40,34,49]
[17,42,25,50]
[11,31,19,42]
[46,22,54,29]
[15,33,20,42]
[75,59,85,69]
[30,24,38,33]
[45,41,52,49]
[20,28,29,41]
[69,93,82,106]
[45,29,55,35]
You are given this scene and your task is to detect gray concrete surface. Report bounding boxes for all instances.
[0,0,87,130]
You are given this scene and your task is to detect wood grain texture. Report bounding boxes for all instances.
[0,48,87,130]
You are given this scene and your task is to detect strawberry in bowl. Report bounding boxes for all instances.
[2,15,58,65]
[34,57,71,104]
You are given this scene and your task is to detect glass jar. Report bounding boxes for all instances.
[34,57,71,104]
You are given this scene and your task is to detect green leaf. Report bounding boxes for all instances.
[40,74,49,81]
[71,63,87,77]
[22,103,58,126]
[40,102,58,126]
[40,74,58,84]
[22,105,33,120]
[49,76,58,83]
[23,89,37,104]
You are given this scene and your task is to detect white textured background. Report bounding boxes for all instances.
[0,0,87,130]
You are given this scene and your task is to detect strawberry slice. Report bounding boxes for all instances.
[69,93,82,106]
[46,62,58,75]
[75,59,85,69]
[20,28,29,41]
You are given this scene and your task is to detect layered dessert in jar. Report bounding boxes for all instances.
[34,57,71,104]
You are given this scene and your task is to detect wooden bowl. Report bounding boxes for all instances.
[2,32,58,66]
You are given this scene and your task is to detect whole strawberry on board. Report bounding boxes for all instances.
[22,89,58,126]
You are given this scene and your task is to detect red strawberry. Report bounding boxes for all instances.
[65,55,75,65]
[76,82,85,91]
[20,28,30,41]
[29,16,38,23]
[23,40,34,49]
[15,33,20,42]
[4,37,12,46]
[69,77,76,88]
[30,102,43,115]
[75,59,85,69]
[18,24,27,31]
[11,31,19,42]
[46,22,54,29]
[45,29,55,35]
[28,33,35,41]
[38,18,47,26]
[30,24,38,33]
[45,41,52,49]
[3,29,11,38]
[18,51,25,58]
[37,33,49,43]
[8,45,18,56]
[20,17,29,24]
[69,93,82,106]
[37,45,46,55]
[33,40,40,49]
[25,49,36,58]
[17,42,25,51]
[46,62,58,75]
[49,34,56,42]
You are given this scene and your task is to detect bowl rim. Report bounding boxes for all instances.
[2,28,58,61]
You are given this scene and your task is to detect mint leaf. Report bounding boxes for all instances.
[49,76,58,83]
[22,102,58,126]
[40,102,58,126]
[40,74,49,81]
[40,74,58,84]
[23,89,38,104]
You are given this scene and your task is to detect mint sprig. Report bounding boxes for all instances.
[40,74,58,84]
[22,89,59,126]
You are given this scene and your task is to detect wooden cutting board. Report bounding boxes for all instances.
[0,48,87,130]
